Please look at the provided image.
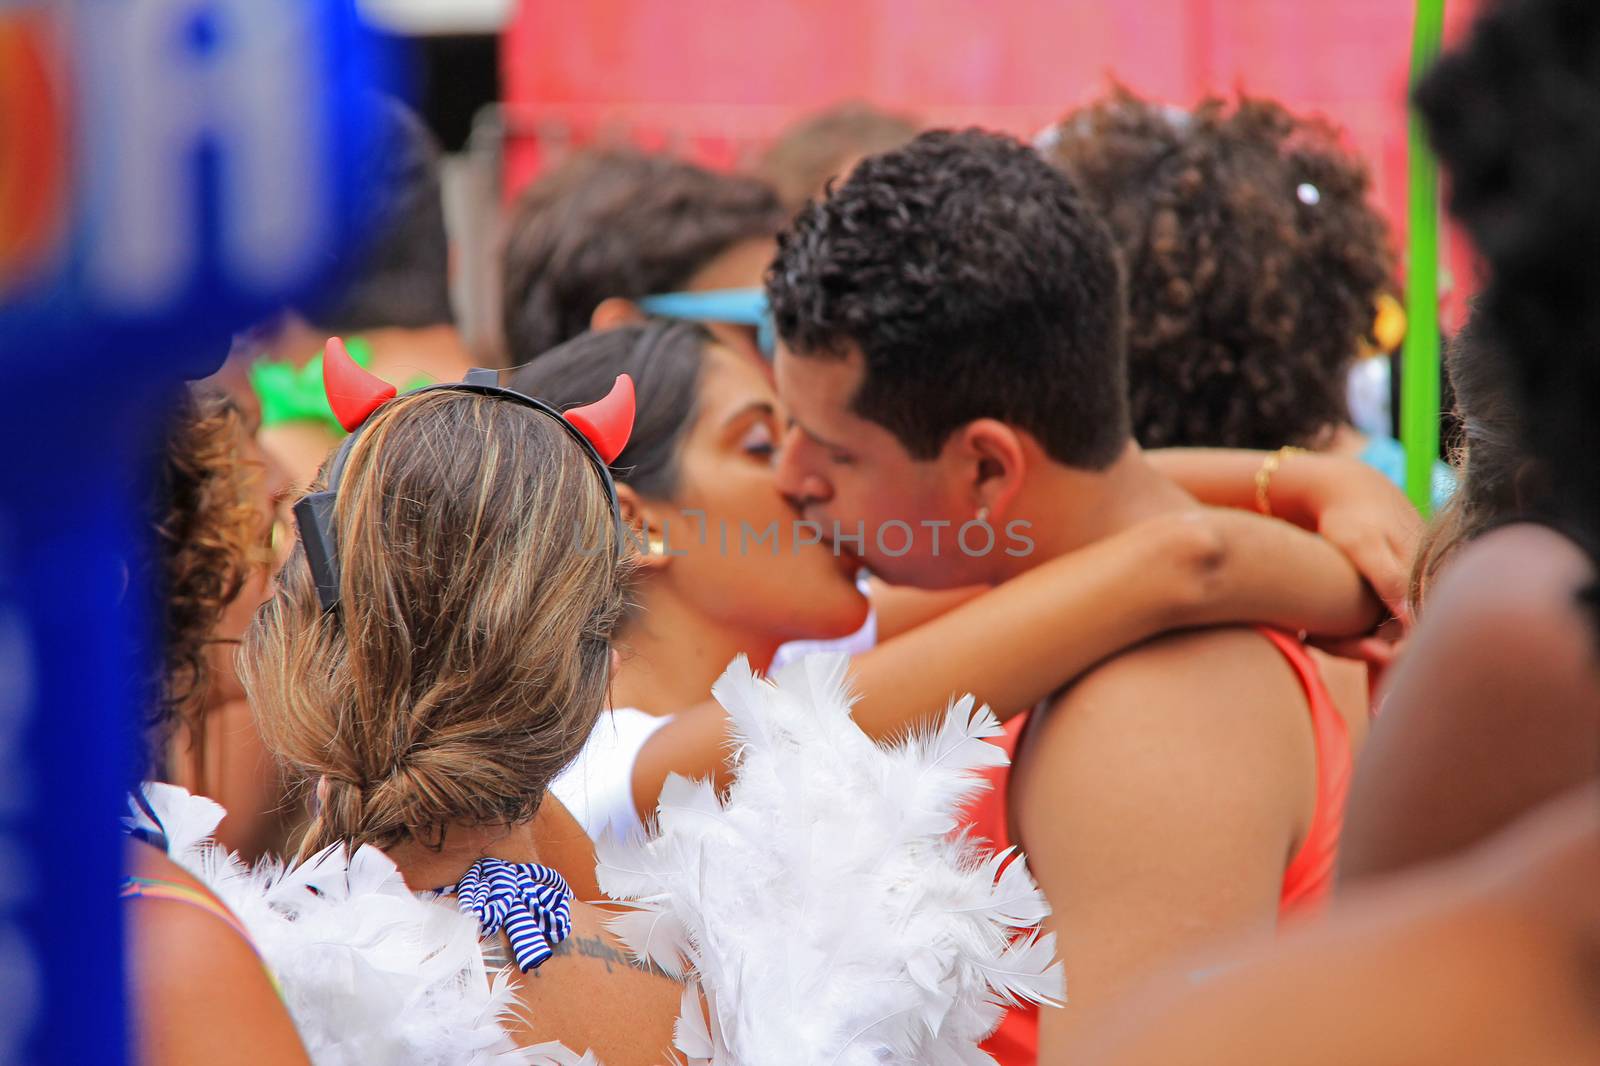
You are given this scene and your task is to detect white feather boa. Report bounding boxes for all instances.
[133,654,1059,1065]
[596,654,1065,1066]
[128,783,593,1066]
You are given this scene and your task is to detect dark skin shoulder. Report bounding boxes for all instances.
[1341,523,1600,883]
[1075,783,1600,1066]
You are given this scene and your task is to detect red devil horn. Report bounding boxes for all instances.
[564,374,635,464]
[323,337,396,432]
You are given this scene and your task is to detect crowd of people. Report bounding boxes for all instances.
[122,0,1600,1062]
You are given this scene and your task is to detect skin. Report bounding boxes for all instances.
[126,840,311,1066]
[771,343,1372,1053]
[1341,524,1600,882]
[532,792,605,903]
[1145,446,1421,621]
[1015,625,1368,1046]
[606,342,1387,820]
[1074,783,1600,1066]
[386,819,679,1064]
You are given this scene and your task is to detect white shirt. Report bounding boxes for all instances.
[552,598,880,844]
[550,707,672,843]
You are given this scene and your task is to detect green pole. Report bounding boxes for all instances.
[1402,0,1447,515]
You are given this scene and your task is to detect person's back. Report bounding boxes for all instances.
[382,821,680,1063]
[764,128,1370,1060]
[1007,618,1367,1046]
[244,349,680,1063]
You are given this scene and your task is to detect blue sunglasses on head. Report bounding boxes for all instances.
[637,288,776,360]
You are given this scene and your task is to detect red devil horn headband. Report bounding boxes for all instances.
[563,373,635,464]
[324,337,396,433]
[300,342,636,614]
[320,336,635,463]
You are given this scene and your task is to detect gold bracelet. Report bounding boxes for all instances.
[1254,446,1308,517]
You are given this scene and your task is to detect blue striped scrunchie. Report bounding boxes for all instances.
[444,858,573,972]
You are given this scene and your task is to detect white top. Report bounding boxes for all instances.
[553,595,880,845]
[550,707,673,843]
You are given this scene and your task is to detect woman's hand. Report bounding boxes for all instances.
[1270,452,1425,620]
[1151,447,1427,620]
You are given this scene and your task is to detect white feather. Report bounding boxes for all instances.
[674,979,715,1061]
[599,653,1064,1066]
[134,783,596,1066]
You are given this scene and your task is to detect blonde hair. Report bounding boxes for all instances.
[242,389,626,858]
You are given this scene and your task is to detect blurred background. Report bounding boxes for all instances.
[365,0,1485,364]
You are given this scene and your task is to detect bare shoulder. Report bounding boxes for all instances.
[1342,525,1600,881]
[1027,627,1310,764]
[126,843,311,1065]
[1014,628,1310,848]
[1417,523,1595,660]
[125,844,258,967]
[1384,522,1597,723]
[507,899,680,1065]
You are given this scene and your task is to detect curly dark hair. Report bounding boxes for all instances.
[1418,0,1600,536]
[1416,0,1600,627]
[502,150,788,362]
[1044,88,1397,451]
[138,386,263,774]
[767,128,1130,467]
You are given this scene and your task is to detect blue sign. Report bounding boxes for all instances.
[0,2,382,1060]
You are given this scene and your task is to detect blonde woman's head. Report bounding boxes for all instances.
[243,387,626,857]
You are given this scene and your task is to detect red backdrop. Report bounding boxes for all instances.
[503,0,1484,325]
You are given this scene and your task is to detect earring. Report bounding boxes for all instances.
[975,506,990,524]
[647,534,667,556]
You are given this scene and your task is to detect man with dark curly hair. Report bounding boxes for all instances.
[1043,89,1453,508]
[767,128,1370,1062]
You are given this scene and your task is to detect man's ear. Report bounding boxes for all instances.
[954,419,1027,520]
[615,483,673,572]
[591,297,647,333]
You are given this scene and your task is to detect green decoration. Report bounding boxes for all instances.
[1403,0,1447,515]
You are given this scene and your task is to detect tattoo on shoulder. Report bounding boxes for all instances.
[529,934,675,980]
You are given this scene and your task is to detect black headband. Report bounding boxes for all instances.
[293,369,626,613]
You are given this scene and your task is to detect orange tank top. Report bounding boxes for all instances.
[968,627,1352,1065]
